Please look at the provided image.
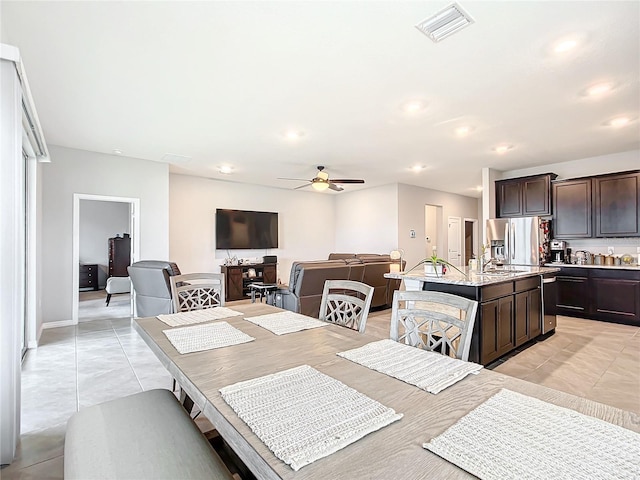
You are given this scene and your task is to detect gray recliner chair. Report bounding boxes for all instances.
[127,261,181,317]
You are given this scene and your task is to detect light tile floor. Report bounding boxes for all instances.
[2,301,639,479]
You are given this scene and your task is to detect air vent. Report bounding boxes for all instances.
[415,3,474,43]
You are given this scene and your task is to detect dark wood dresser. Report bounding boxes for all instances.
[79,264,99,291]
[108,234,131,277]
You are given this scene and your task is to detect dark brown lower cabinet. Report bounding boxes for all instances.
[425,276,543,365]
[591,276,640,324]
[555,267,640,326]
[556,274,589,316]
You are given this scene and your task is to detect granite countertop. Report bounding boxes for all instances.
[385,266,561,287]
[546,263,639,271]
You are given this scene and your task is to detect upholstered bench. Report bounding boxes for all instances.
[64,389,234,480]
[105,276,130,306]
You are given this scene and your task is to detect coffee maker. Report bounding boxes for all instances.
[550,240,567,264]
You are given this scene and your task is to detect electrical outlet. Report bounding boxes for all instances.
[637,246,640,254]
[410,229,416,239]
[607,246,614,255]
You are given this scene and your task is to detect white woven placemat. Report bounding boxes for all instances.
[337,339,482,394]
[220,364,402,471]
[244,311,330,335]
[163,321,254,354]
[424,388,640,480]
[157,307,244,327]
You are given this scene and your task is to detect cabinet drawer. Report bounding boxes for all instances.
[515,276,540,292]
[481,282,513,302]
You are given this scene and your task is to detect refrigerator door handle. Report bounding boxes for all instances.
[504,222,510,261]
[511,223,516,260]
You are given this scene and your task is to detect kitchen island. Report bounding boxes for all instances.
[386,266,561,365]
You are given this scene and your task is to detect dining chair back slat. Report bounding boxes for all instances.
[390,290,478,361]
[319,280,374,333]
[170,273,225,313]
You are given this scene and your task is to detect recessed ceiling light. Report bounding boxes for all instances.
[410,165,427,172]
[218,165,234,174]
[475,186,483,192]
[112,149,122,155]
[455,125,474,137]
[584,82,614,97]
[605,116,632,128]
[283,130,305,141]
[493,144,514,154]
[553,38,578,53]
[403,100,427,114]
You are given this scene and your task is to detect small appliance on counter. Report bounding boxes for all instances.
[550,240,568,264]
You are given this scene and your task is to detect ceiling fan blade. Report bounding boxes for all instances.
[328,183,344,192]
[278,177,310,181]
[294,183,311,190]
[330,179,365,184]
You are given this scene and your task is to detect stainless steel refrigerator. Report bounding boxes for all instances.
[486,217,551,266]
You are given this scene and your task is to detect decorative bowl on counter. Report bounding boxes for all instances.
[621,254,634,265]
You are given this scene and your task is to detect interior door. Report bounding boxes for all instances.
[447,216,462,266]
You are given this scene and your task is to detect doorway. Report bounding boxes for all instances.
[72,194,140,324]
[464,218,479,266]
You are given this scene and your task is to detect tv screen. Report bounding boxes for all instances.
[215,209,278,250]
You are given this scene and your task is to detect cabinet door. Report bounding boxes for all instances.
[528,288,542,338]
[591,278,640,325]
[594,172,640,237]
[497,296,514,357]
[556,275,589,315]
[523,176,551,216]
[225,268,244,301]
[263,264,277,284]
[480,300,500,364]
[553,179,592,238]
[514,291,529,347]
[480,296,514,364]
[496,180,522,218]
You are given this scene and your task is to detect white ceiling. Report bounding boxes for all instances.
[2,1,639,197]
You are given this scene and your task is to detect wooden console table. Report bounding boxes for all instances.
[221,263,277,301]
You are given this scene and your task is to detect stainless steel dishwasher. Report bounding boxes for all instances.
[541,272,557,334]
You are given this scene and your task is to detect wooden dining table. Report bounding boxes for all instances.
[133,302,640,480]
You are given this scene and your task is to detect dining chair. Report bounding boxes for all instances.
[170,273,225,313]
[319,280,374,333]
[390,290,478,361]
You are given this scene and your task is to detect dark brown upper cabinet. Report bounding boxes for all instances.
[594,171,640,237]
[553,178,592,238]
[553,170,640,239]
[496,173,557,218]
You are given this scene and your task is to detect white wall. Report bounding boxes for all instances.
[40,145,169,325]
[334,184,399,255]
[499,149,639,181]
[169,174,336,284]
[398,184,481,271]
[79,200,130,287]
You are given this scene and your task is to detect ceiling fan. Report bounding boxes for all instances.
[278,166,365,192]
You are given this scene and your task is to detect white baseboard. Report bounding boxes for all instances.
[27,323,44,348]
[42,319,76,329]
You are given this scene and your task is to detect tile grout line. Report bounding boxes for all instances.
[112,318,146,392]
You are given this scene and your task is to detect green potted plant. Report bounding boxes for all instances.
[407,249,466,278]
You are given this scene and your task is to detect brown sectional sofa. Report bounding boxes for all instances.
[279,253,402,318]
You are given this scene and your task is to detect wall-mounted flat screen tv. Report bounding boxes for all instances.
[215,209,279,250]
